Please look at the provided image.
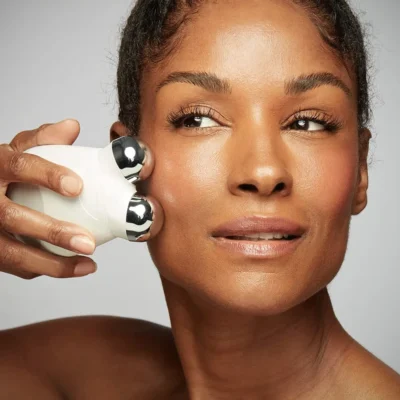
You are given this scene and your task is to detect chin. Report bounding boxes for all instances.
[158,262,326,317]
[190,274,322,316]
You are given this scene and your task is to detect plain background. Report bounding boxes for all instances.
[0,0,399,373]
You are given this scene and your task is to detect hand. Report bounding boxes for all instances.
[0,119,100,279]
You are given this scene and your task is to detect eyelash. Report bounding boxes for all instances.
[167,105,343,133]
[286,108,343,133]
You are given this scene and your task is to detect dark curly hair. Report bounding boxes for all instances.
[117,0,372,143]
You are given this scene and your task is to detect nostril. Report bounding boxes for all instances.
[239,184,258,192]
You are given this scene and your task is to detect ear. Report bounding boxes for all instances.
[109,121,130,142]
[352,128,372,216]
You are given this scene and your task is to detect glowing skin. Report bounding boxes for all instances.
[140,1,364,313]
[112,0,373,398]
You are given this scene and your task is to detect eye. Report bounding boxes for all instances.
[290,119,325,131]
[284,110,343,134]
[167,105,225,131]
[182,115,220,129]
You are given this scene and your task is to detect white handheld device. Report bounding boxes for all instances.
[6,136,156,257]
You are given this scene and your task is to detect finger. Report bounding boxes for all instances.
[8,119,81,153]
[0,148,83,197]
[0,264,40,280]
[0,197,96,255]
[0,232,97,279]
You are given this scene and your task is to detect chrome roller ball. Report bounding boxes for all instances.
[111,136,147,183]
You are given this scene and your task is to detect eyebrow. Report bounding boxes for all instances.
[156,71,232,94]
[156,71,352,99]
[285,72,352,99]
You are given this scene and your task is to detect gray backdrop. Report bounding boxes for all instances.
[0,0,399,373]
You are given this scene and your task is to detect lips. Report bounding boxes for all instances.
[211,216,306,238]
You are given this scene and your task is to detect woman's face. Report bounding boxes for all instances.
[135,0,368,314]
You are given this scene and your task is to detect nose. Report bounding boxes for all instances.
[227,124,293,198]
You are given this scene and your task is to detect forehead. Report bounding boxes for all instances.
[144,0,355,99]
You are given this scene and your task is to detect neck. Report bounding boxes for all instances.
[161,278,355,400]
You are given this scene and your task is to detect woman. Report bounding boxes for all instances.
[0,0,399,398]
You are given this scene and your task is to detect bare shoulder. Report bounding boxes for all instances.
[0,316,185,399]
[335,338,400,400]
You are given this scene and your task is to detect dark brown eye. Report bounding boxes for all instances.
[183,116,202,128]
[181,115,219,128]
[290,119,325,131]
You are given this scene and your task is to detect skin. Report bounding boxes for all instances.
[1,0,400,399]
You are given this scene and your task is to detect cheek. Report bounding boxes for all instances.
[146,136,223,239]
[144,135,224,284]
[294,139,358,290]
[304,141,358,221]
[148,132,228,216]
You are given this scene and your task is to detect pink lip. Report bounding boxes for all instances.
[210,236,304,259]
[211,216,306,238]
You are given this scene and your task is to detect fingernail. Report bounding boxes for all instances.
[70,235,95,254]
[74,261,97,276]
[61,175,82,195]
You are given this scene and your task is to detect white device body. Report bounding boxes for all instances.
[6,137,152,257]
